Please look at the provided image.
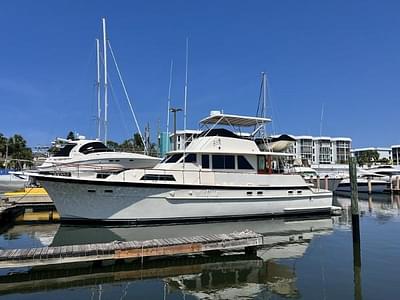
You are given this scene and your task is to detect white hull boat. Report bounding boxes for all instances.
[335,178,389,194]
[36,139,160,178]
[32,112,334,223]
[36,174,332,222]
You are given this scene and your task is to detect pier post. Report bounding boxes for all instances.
[324,175,329,190]
[390,176,393,193]
[396,176,400,193]
[349,157,362,300]
[367,177,372,194]
[316,175,320,190]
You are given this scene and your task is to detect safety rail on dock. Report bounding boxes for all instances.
[0,230,263,269]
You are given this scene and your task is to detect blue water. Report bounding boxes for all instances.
[0,195,399,299]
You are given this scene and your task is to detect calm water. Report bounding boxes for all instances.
[0,194,399,299]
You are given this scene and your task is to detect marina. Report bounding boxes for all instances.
[1,1,400,299]
[0,194,399,299]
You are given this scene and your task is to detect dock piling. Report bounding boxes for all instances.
[367,177,372,194]
[349,157,362,300]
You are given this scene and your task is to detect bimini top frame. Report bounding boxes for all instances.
[200,112,271,127]
[199,112,271,137]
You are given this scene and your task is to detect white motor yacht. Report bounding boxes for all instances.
[31,113,334,223]
[36,138,160,178]
[335,165,400,194]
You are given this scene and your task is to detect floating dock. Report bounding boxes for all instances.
[0,187,55,224]
[0,230,263,269]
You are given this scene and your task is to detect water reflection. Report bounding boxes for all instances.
[51,216,334,247]
[334,194,400,225]
[0,216,334,298]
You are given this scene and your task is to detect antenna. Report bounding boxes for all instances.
[166,60,174,135]
[319,103,324,137]
[183,37,189,181]
[183,37,189,147]
[102,17,108,145]
[262,72,267,137]
[96,38,101,140]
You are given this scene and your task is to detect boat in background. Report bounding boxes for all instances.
[0,171,28,192]
[36,138,160,178]
[334,165,400,194]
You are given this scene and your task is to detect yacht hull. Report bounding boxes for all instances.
[37,176,333,223]
[335,179,389,194]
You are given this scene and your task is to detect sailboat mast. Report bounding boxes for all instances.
[262,72,267,136]
[96,38,101,140]
[166,59,174,136]
[102,17,108,145]
[183,38,189,148]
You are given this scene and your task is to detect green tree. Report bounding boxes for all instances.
[357,150,379,167]
[118,133,145,153]
[133,133,144,152]
[2,134,33,168]
[378,157,391,165]
[106,140,119,151]
[0,133,7,158]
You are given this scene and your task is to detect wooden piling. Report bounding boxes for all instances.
[367,177,372,194]
[324,175,329,190]
[349,157,362,299]
[349,157,361,261]
[316,175,320,190]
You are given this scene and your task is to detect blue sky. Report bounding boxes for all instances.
[1,0,399,148]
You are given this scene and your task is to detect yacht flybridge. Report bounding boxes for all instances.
[31,112,334,223]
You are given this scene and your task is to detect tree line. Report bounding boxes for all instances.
[0,133,33,168]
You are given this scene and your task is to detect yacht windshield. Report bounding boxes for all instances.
[52,144,77,157]
[165,154,183,163]
[79,142,113,155]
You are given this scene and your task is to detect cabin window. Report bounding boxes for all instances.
[79,142,112,155]
[140,174,176,181]
[53,144,76,157]
[165,154,183,163]
[237,155,253,169]
[184,153,197,163]
[202,155,210,169]
[212,155,235,169]
[212,155,224,169]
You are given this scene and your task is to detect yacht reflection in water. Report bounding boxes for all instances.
[334,193,400,225]
[0,216,334,298]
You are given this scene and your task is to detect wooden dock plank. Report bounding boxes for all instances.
[0,230,262,269]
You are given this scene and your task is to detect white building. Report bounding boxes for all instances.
[286,136,352,166]
[391,145,400,165]
[351,147,392,163]
[171,130,202,151]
